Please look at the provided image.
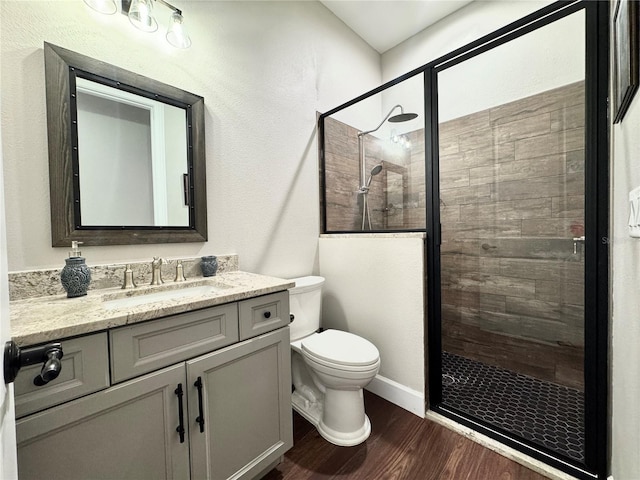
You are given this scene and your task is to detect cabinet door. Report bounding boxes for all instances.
[187,327,293,480]
[16,364,190,480]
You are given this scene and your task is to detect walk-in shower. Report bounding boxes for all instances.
[319,2,608,479]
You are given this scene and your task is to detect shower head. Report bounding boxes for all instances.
[358,105,419,137]
[388,112,418,122]
[366,163,383,187]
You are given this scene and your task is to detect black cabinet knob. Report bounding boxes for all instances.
[263,311,271,319]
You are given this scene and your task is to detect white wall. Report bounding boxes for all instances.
[0,0,381,276]
[381,0,554,83]
[381,1,585,123]
[610,7,640,477]
[319,235,425,414]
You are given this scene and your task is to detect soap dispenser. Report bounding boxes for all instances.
[60,241,91,298]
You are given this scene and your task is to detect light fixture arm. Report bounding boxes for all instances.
[154,0,181,16]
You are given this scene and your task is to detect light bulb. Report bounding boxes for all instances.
[166,11,192,49]
[128,0,158,33]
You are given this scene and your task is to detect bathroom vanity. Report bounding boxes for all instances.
[9,270,294,480]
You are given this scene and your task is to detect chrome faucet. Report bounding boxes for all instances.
[150,257,167,285]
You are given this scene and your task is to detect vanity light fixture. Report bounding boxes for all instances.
[127,0,191,48]
[83,0,192,49]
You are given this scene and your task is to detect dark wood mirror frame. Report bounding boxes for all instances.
[44,42,207,246]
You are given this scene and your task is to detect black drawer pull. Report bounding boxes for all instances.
[175,383,185,443]
[263,311,271,319]
[194,376,205,433]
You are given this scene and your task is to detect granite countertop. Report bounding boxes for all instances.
[10,271,294,347]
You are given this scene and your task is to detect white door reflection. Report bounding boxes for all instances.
[76,77,189,227]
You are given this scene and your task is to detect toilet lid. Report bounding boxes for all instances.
[301,330,379,367]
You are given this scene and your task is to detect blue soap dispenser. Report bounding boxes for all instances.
[60,241,91,298]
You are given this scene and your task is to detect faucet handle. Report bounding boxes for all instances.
[122,264,136,289]
[174,260,187,282]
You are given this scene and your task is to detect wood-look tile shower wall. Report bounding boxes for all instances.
[323,119,420,231]
[439,81,585,390]
[322,81,585,389]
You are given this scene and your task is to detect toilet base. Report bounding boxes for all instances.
[291,390,372,447]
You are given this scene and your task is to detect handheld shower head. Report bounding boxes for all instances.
[366,163,383,187]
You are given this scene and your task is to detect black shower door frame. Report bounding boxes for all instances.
[425,2,609,480]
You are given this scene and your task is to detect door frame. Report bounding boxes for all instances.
[425,2,609,479]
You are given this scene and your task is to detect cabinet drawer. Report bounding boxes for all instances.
[110,303,239,383]
[238,291,290,340]
[14,333,109,418]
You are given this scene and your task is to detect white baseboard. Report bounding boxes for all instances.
[365,374,425,418]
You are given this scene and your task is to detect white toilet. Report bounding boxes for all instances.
[288,276,380,446]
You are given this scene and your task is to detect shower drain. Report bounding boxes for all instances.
[442,374,457,386]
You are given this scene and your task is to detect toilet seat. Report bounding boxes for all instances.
[301,330,379,369]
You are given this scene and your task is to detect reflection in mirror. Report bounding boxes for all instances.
[76,78,189,227]
[44,42,207,246]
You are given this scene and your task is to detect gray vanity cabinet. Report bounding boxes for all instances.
[16,363,190,480]
[188,327,293,480]
[14,291,292,480]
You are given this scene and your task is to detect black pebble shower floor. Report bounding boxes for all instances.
[441,351,585,464]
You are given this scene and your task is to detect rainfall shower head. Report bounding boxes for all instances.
[358,105,419,137]
[388,112,418,122]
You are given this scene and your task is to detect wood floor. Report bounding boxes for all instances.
[262,392,550,480]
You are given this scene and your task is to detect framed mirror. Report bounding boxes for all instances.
[44,42,207,246]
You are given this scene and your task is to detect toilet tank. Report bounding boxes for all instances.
[288,276,325,341]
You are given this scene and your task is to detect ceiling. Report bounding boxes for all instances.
[320,0,475,54]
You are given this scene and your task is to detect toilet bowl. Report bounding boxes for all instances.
[289,276,380,446]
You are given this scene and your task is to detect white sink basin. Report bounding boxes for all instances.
[102,284,227,310]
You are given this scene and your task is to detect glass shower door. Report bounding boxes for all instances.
[435,10,586,465]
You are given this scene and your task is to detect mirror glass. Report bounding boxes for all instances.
[76,78,189,227]
[44,42,207,246]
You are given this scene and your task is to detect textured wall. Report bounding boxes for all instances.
[0,0,381,276]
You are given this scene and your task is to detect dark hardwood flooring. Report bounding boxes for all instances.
[262,392,550,480]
